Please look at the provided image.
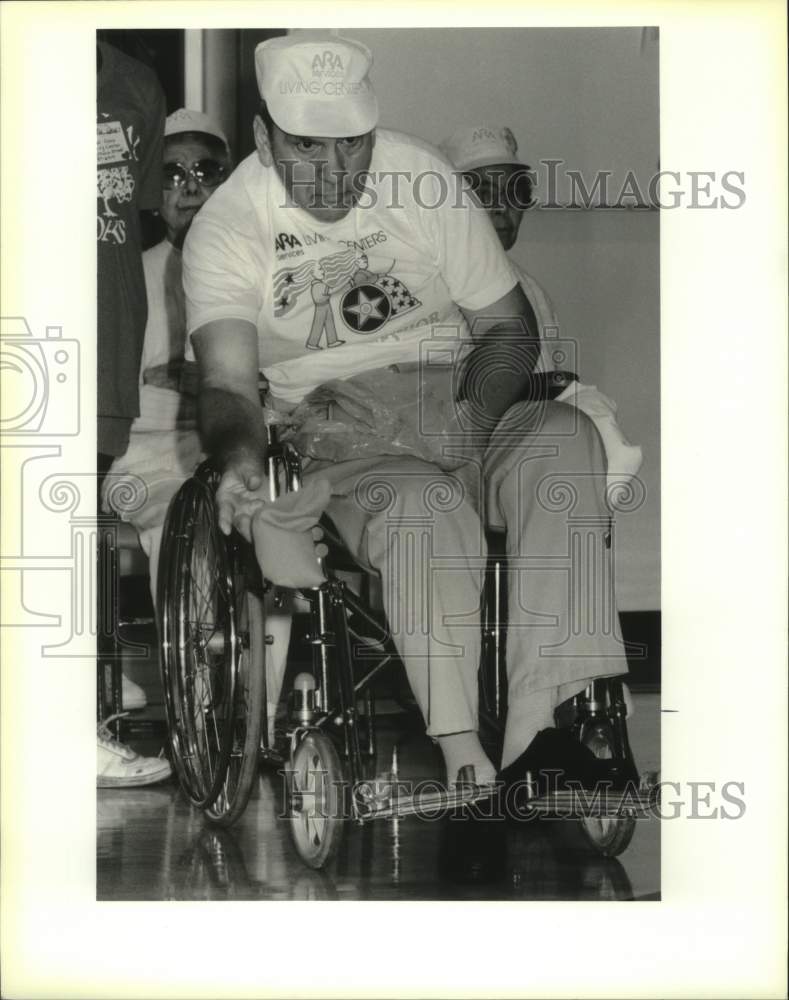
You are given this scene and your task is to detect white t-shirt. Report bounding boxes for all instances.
[139,238,186,385]
[182,128,518,404]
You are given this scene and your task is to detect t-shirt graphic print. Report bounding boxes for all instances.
[273,247,422,351]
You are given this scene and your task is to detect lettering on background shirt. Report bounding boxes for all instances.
[96,165,134,245]
[97,118,139,246]
[97,216,128,243]
[97,119,132,164]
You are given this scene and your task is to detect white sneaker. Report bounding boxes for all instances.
[122,673,147,711]
[97,715,171,788]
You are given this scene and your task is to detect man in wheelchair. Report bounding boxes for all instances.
[181,32,635,798]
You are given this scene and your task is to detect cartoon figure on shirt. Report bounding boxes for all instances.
[307,260,346,350]
[272,247,422,351]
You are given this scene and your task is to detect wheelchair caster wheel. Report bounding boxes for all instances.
[287,732,346,869]
[577,721,636,858]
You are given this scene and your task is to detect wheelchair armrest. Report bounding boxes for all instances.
[540,370,579,400]
[456,369,578,404]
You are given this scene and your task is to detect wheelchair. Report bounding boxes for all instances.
[157,398,654,870]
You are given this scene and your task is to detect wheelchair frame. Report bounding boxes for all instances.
[157,424,654,868]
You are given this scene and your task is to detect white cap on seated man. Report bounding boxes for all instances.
[440,123,644,504]
[248,32,380,225]
[255,33,379,138]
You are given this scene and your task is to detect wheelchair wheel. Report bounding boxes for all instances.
[159,468,265,817]
[287,731,345,869]
[577,720,636,858]
[205,583,266,826]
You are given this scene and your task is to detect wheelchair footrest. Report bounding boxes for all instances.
[352,780,497,822]
[522,776,660,818]
[351,777,659,822]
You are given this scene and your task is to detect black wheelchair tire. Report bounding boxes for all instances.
[205,583,266,826]
[158,467,264,817]
[159,473,229,807]
[287,731,346,870]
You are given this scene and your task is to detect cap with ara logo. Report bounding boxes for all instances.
[439,125,525,172]
[255,32,379,138]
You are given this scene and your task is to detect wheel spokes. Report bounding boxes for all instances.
[161,472,265,823]
[176,487,236,804]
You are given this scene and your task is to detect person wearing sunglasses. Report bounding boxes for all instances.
[100,109,233,783]
[138,109,231,392]
[440,125,643,504]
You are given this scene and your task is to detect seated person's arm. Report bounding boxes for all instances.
[458,282,541,428]
[191,320,268,526]
[417,161,541,428]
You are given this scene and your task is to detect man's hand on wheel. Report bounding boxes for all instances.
[215,458,269,538]
[215,453,332,589]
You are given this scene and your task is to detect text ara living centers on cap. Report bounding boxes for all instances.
[279,78,372,96]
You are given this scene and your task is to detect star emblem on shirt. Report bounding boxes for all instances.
[340,284,392,332]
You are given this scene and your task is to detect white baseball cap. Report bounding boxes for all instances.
[255,32,379,138]
[165,108,229,149]
[440,125,525,172]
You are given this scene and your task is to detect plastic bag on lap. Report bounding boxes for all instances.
[276,366,483,508]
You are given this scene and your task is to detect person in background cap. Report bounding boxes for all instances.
[101,110,235,780]
[182,31,634,811]
[441,124,643,500]
[139,108,232,389]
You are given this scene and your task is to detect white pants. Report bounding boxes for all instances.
[307,400,629,767]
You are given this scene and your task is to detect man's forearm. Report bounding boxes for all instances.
[198,386,268,471]
[460,323,542,428]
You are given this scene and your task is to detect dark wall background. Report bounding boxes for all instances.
[97,29,185,111]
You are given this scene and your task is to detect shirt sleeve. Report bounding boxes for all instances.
[137,75,166,211]
[417,162,517,312]
[181,215,262,361]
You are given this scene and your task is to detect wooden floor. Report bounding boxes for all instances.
[97,693,659,902]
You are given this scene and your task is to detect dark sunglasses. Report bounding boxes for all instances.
[162,158,227,190]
